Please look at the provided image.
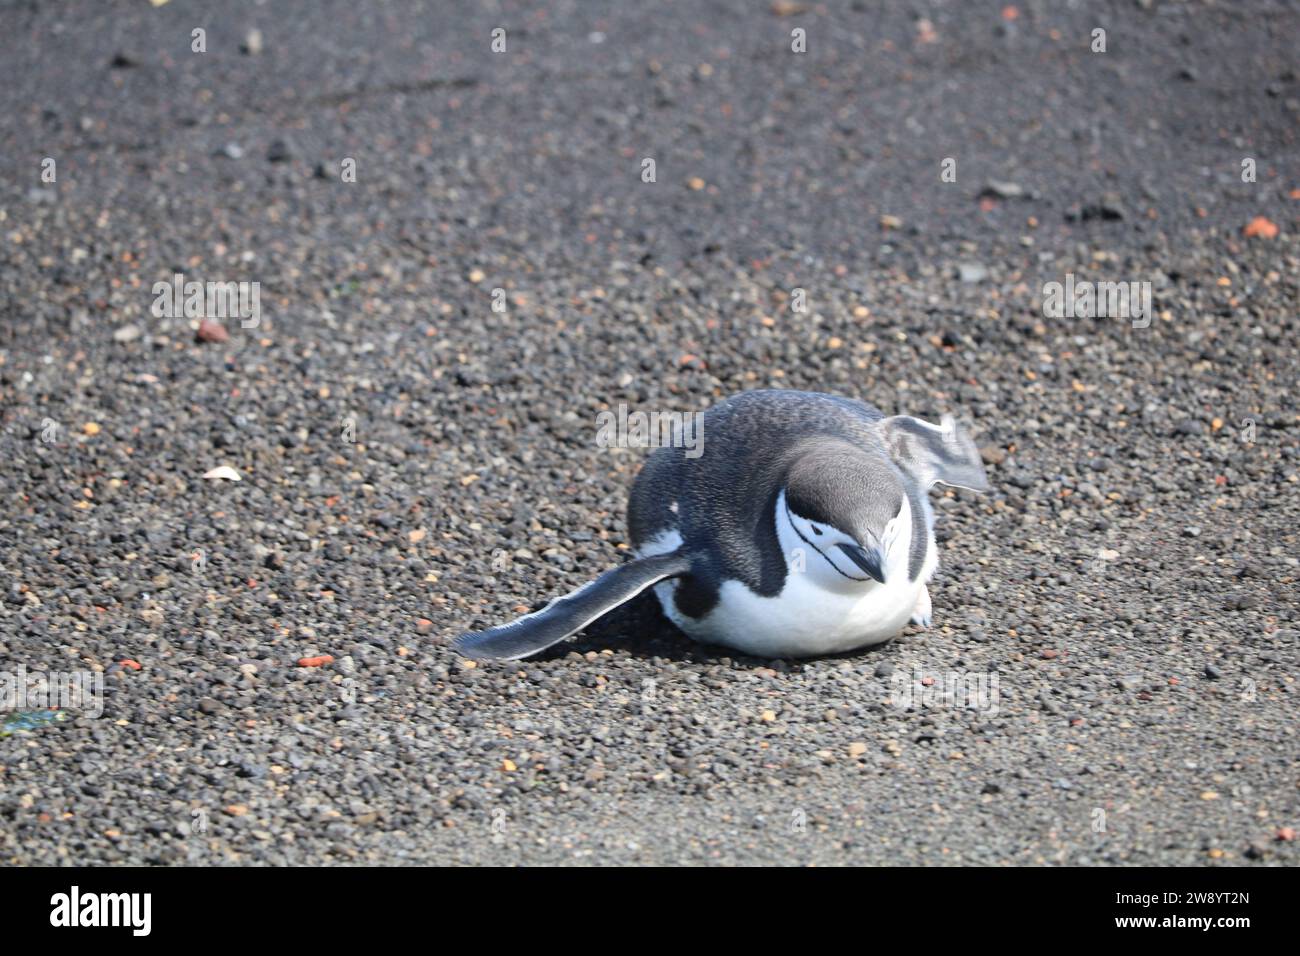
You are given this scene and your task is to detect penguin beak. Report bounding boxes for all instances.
[836,542,885,583]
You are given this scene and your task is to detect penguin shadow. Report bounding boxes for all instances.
[526,591,902,670]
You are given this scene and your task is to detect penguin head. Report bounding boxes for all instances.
[781,415,989,585]
[783,440,909,584]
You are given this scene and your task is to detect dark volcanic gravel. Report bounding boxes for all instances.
[0,1,1297,865]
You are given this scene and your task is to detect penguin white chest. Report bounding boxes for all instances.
[697,566,921,658]
[639,495,935,658]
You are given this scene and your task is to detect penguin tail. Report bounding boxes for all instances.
[452,549,691,661]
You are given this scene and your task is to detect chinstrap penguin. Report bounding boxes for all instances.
[455,389,990,660]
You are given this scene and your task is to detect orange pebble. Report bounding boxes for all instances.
[1243,216,1279,239]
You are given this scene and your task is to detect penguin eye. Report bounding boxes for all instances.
[810,525,823,536]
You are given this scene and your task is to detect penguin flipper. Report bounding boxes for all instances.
[453,550,691,661]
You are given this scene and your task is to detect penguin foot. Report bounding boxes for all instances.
[910,586,932,628]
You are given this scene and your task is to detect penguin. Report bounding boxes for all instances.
[454,389,990,661]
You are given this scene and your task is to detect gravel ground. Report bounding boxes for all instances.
[1,0,1297,865]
